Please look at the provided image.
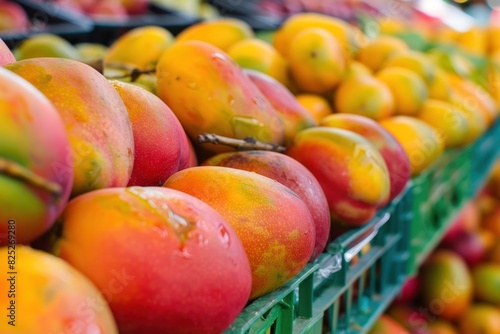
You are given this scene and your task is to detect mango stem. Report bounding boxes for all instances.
[0,158,62,198]
[103,62,156,82]
[197,133,286,153]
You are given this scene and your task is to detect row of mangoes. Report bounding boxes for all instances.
[371,161,500,334]
[0,12,499,334]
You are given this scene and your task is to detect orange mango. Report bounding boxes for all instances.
[357,35,408,72]
[156,41,284,151]
[369,315,410,334]
[458,304,500,334]
[0,246,118,334]
[295,93,333,123]
[164,166,315,299]
[472,263,500,305]
[288,28,347,94]
[176,18,254,52]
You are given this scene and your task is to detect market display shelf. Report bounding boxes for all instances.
[228,116,500,333]
[226,184,413,333]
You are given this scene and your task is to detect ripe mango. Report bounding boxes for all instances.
[0,38,14,65]
[176,18,254,52]
[245,69,316,145]
[320,114,410,201]
[164,166,315,299]
[227,38,291,88]
[419,250,472,321]
[428,320,458,334]
[111,81,191,186]
[53,187,252,334]
[288,28,347,94]
[104,26,174,71]
[334,74,394,120]
[380,116,444,175]
[287,127,390,226]
[458,304,500,334]
[156,41,284,151]
[202,150,330,261]
[428,68,452,101]
[273,13,358,58]
[472,263,500,305]
[381,50,437,85]
[295,94,333,123]
[0,246,118,334]
[376,67,428,116]
[6,58,134,196]
[0,67,72,245]
[357,36,408,72]
[417,99,469,148]
[369,315,410,334]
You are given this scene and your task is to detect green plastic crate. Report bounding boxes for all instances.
[471,117,500,195]
[226,186,413,334]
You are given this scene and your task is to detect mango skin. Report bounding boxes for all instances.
[286,127,390,226]
[176,18,254,52]
[320,114,410,202]
[245,69,317,145]
[164,166,315,299]
[472,263,500,305]
[0,38,15,65]
[419,250,473,321]
[6,58,134,197]
[369,315,410,334]
[458,304,500,334]
[0,246,118,334]
[380,116,444,176]
[104,26,174,70]
[0,67,72,245]
[202,150,330,261]
[54,187,252,334]
[287,27,347,94]
[156,41,284,150]
[111,81,191,186]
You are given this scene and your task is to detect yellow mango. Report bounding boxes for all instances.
[227,38,291,88]
[381,50,437,85]
[176,18,254,52]
[357,35,408,72]
[273,12,358,58]
[288,28,347,94]
[104,26,174,70]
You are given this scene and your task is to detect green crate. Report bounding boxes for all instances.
[407,146,472,275]
[471,117,500,195]
[226,186,413,334]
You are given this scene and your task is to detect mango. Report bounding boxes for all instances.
[419,250,472,321]
[345,60,372,78]
[0,38,15,65]
[227,38,291,88]
[104,26,174,71]
[456,26,487,56]
[0,246,118,334]
[357,36,409,72]
[458,304,500,334]
[448,74,498,127]
[295,93,333,123]
[386,304,430,334]
[6,58,134,196]
[428,68,452,101]
[0,67,72,245]
[245,69,317,145]
[417,99,469,148]
[273,13,358,58]
[111,81,191,186]
[381,50,437,85]
[376,67,428,116]
[428,321,458,334]
[287,27,347,94]
[334,74,394,120]
[287,127,390,226]
[76,42,108,63]
[369,315,410,334]
[176,18,254,52]
[164,166,315,299]
[13,33,80,60]
[104,67,158,95]
[380,116,444,175]
[452,102,488,144]
[202,150,330,261]
[472,263,500,305]
[320,114,410,201]
[54,187,252,334]
[156,41,284,151]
